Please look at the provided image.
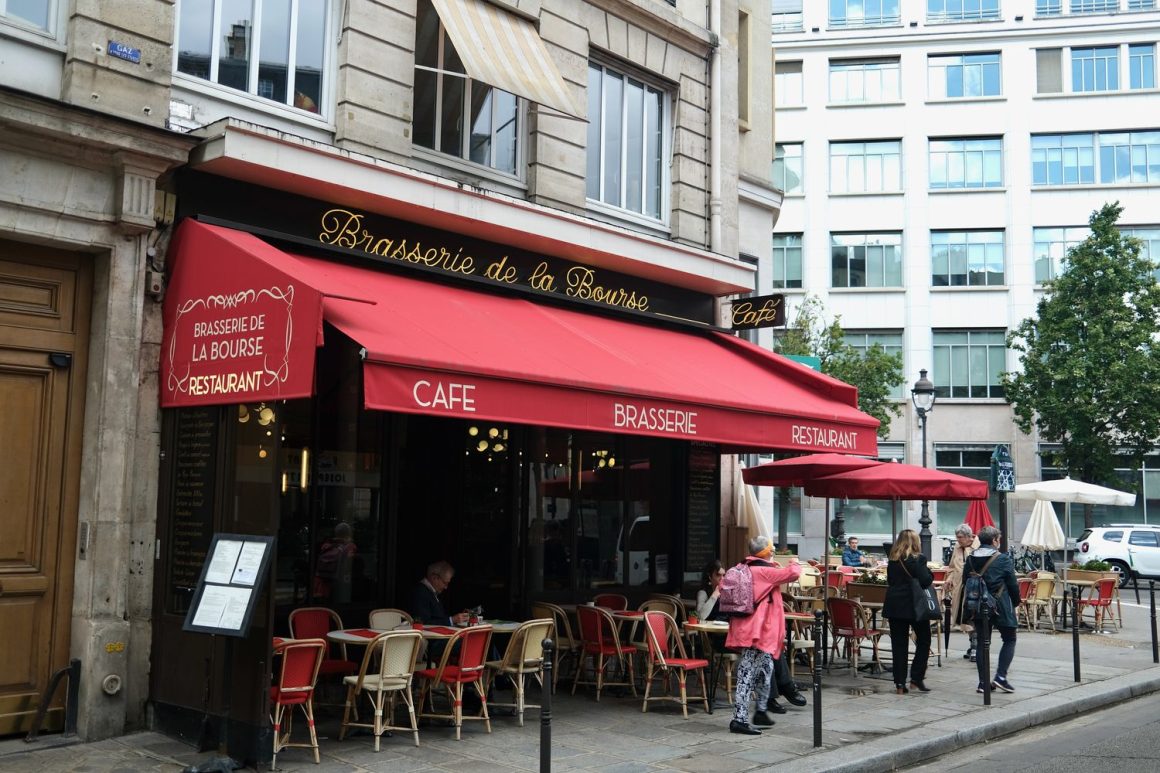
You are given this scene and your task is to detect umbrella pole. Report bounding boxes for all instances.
[891,500,897,539]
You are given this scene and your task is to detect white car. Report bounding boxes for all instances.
[1076,524,1160,588]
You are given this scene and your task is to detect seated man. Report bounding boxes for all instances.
[410,560,470,627]
[842,536,872,567]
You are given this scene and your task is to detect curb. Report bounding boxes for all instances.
[769,665,1160,772]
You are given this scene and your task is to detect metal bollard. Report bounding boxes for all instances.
[541,638,554,773]
[1151,582,1158,664]
[813,610,823,748]
[1071,588,1081,682]
[979,604,991,706]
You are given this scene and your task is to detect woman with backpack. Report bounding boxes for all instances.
[884,529,935,694]
[966,525,1021,693]
[723,536,801,735]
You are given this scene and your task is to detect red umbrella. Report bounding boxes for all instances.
[803,462,989,501]
[965,499,996,534]
[742,452,881,487]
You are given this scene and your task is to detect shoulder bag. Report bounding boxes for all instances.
[899,558,940,622]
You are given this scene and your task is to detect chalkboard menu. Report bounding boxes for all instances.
[685,442,719,573]
[168,407,219,614]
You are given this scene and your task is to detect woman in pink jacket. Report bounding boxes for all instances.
[725,536,802,735]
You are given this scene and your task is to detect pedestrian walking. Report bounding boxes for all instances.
[968,525,1020,693]
[884,529,934,694]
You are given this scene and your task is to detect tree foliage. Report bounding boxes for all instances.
[1002,202,1160,525]
[776,295,905,438]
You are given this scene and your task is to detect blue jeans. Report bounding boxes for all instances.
[976,618,1016,682]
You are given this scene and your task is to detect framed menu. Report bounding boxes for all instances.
[182,533,274,637]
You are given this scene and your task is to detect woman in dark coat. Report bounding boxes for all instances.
[883,529,934,694]
[966,525,1021,693]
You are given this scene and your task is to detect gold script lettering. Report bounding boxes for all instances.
[484,256,519,284]
[529,262,556,291]
[565,267,649,311]
[731,298,782,327]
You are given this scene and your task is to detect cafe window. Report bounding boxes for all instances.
[175,0,330,115]
[413,0,521,176]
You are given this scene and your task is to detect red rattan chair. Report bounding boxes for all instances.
[417,625,494,740]
[340,630,424,750]
[826,597,886,674]
[593,593,628,610]
[288,607,358,677]
[641,611,708,717]
[270,638,326,767]
[572,605,636,701]
[1077,577,1120,631]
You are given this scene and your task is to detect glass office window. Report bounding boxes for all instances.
[1130,44,1156,89]
[829,0,901,27]
[1098,131,1160,183]
[927,0,1000,22]
[932,330,1007,398]
[772,234,804,289]
[1031,133,1096,185]
[830,140,902,193]
[831,232,903,288]
[931,230,1005,286]
[1071,46,1120,92]
[929,138,1003,188]
[1032,226,1087,283]
[844,333,904,398]
[774,143,804,194]
[829,58,901,103]
[929,53,1001,98]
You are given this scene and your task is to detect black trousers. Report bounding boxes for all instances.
[888,618,931,686]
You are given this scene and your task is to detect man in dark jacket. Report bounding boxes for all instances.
[967,526,1021,693]
[410,560,470,627]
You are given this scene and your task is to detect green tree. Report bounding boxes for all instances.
[776,295,904,438]
[1003,202,1160,527]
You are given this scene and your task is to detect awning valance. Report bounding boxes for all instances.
[429,0,583,118]
[161,221,880,454]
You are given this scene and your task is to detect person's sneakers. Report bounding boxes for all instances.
[729,720,762,735]
[963,648,974,660]
[976,683,986,694]
[752,710,776,726]
[785,690,808,707]
[992,676,1015,693]
[970,651,977,663]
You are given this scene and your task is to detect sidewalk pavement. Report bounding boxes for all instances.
[4,597,1160,773]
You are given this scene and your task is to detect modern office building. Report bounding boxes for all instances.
[764,0,1160,556]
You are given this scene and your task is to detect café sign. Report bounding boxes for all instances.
[730,293,786,330]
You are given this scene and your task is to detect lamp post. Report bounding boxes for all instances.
[911,369,937,557]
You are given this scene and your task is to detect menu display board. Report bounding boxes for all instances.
[685,442,719,573]
[168,407,219,614]
[183,534,274,637]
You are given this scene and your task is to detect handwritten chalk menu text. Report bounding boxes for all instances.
[168,407,218,614]
[685,442,720,573]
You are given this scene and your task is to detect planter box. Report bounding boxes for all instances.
[1065,569,1115,583]
[846,582,887,605]
[827,555,843,568]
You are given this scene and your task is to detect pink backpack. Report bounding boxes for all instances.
[719,560,772,616]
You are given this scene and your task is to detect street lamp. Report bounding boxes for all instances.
[911,369,937,557]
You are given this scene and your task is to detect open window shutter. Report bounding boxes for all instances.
[1036,49,1063,94]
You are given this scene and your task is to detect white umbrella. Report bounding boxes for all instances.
[1009,477,1136,580]
[735,461,771,542]
[1019,500,1067,568]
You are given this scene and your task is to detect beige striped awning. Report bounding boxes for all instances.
[430,0,583,118]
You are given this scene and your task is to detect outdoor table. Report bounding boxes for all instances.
[684,620,730,713]
[328,620,521,647]
[851,602,889,674]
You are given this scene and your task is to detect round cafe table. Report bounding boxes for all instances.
[326,621,521,647]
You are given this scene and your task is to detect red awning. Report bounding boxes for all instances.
[803,462,989,501]
[161,221,880,453]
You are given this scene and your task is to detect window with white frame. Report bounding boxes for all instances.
[1130,44,1156,89]
[772,234,804,289]
[931,230,1005,287]
[585,61,668,221]
[775,61,804,107]
[176,0,328,115]
[1099,131,1160,184]
[829,0,900,28]
[829,58,901,103]
[1121,227,1160,280]
[936,444,1007,525]
[1072,46,1120,92]
[1071,0,1119,12]
[772,0,804,31]
[2,0,52,32]
[830,140,902,193]
[831,232,903,288]
[1031,133,1096,185]
[1037,0,1063,12]
[928,53,1001,98]
[413,1,520,175]
[927,0,1000,22]
[774,143,804,194]
[929,137,1003,189]
[932,330,1007,398]
[844,331,905,398]
[1033,226,1087,283]
[1128,0,1156,10]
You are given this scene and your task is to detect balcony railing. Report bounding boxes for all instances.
[828,12,902,28]
[772,11,804,32]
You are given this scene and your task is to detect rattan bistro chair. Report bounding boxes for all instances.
[417,625,494,740]
[270,638,326,768]
[368,608,413,630]
[340,630,424,750]
[572,605,636,701]
[640,611,708,717]
[530,602,580,689]
[485,618,554,726]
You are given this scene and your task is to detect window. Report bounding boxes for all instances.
[829,58,901,103]
[929,137,1003,189]
[932,330,1006,398]
[1071,0,1119,12]
[829,0,900,27]
[176,0,328,115]
[738,11,751,125]
[1099,131,1160,183]
[1037,0,1063,12]
[830,140,902,193]
[774,143,804,194]
[773,0,804,31]
[1130,531,1159,547]
[1037,48,1063,93]
[927,0,1000,22]
[772,234,804,289]
[845,332,904,398]
[935,445,1006,525]
[1033,226,1087,283]
[931,230,1005,286]
[1072,46,1120,92]
[414,2,520,175]
[1130,44,1156,90]
[2,0,51,32]
[775,61,804,107]
[585,62,667,220]
[929,53,1001,98]
[1129,0,1157,9]
[1031,133,1095,185]
[1121,227,1160,279]
[1104,531,1125,542]
[830,233,903,288]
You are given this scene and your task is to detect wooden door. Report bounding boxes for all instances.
[0,244,90,736]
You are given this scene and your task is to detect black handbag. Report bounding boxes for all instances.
[900,559,940,622]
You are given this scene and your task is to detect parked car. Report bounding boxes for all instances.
[1076,524,1160,588]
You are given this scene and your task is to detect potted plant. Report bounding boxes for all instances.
[826,538,844,568]
[847,570,888,604]
[1068,559,1113,583]
[774,547,797,565]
